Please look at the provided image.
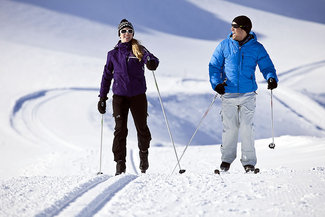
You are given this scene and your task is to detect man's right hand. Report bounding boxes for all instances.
[214,83,227,95]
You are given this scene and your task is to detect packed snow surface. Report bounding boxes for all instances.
[1,0,325,216]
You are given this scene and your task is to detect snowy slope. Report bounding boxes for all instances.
[1,0,325,216]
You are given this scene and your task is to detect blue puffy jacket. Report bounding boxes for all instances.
[209,32,278,93]
[99,41,159,97]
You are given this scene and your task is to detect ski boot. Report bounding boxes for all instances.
[220,162,230,172]
[244,164,255,173]
[115,160,126,176]
[244,165,260,174]
[215,162,231,174]
[139,150,149,173]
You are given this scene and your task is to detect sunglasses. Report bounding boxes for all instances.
[120,29,133,34]
[231,23,244,28]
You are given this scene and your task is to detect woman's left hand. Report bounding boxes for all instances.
[146,59,158,71]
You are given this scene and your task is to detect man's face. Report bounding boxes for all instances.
[231,22,247,41]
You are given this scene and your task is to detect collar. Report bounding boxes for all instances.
[239,34,254,46]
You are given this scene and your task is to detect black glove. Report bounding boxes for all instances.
[267,78,277,90]
[214,83,227,95]
[97,97,108,114]
[146,59,158,71]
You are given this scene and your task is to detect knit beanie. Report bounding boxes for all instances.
[118,19,134,36]
[232,15,252,34]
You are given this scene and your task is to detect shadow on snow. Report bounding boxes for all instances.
[13,0,230,40]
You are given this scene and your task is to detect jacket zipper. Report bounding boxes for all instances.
[238,46,242,93]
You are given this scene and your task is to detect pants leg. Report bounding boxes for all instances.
[220,93,240,164]
[130,94,151,151]
[112,95,129,162]
[239,92,257,166]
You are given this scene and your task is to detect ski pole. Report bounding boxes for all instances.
[151,70,185,174]
[269,90,275,149]
[171,78,227,174]
[171,93,218,175]
[97,114,104,175]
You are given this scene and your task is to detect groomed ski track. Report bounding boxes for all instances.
[27,168,325,217]
[35,174,138,217]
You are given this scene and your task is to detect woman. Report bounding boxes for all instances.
[98,19,159,175]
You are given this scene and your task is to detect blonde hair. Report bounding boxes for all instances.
[131,39,144,61]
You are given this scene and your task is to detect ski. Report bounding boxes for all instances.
[245,168,260,174]
[214,168,260,174]
[214,169,230,174]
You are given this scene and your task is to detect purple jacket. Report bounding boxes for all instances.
[99,41,159,98]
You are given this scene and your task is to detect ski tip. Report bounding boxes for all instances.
[214,169,220,174]
[254,168,260,174]
[179,169,186,174]
[97,172,103,175]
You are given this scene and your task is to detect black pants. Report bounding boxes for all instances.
[112,94,151,162]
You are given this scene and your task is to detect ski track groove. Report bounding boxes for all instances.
[36,174,138,217]
[35,175,110,217]
[277,59,325,82]
[10,89,84,149]
[129,149,139,175]
[73,174,138,217]
[273,60,325,133]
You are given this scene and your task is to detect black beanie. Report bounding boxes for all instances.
[118,19,134,36]
[232,15,252,34]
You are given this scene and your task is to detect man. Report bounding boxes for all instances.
[209,15,278,172]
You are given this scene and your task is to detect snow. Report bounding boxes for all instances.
[1,0,325,216]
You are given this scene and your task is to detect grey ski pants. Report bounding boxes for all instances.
[220,92,257,166]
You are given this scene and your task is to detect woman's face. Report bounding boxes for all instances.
[119,27,133,43]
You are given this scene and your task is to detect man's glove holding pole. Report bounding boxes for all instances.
[214,79,228,95]
[267,78,277,90]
